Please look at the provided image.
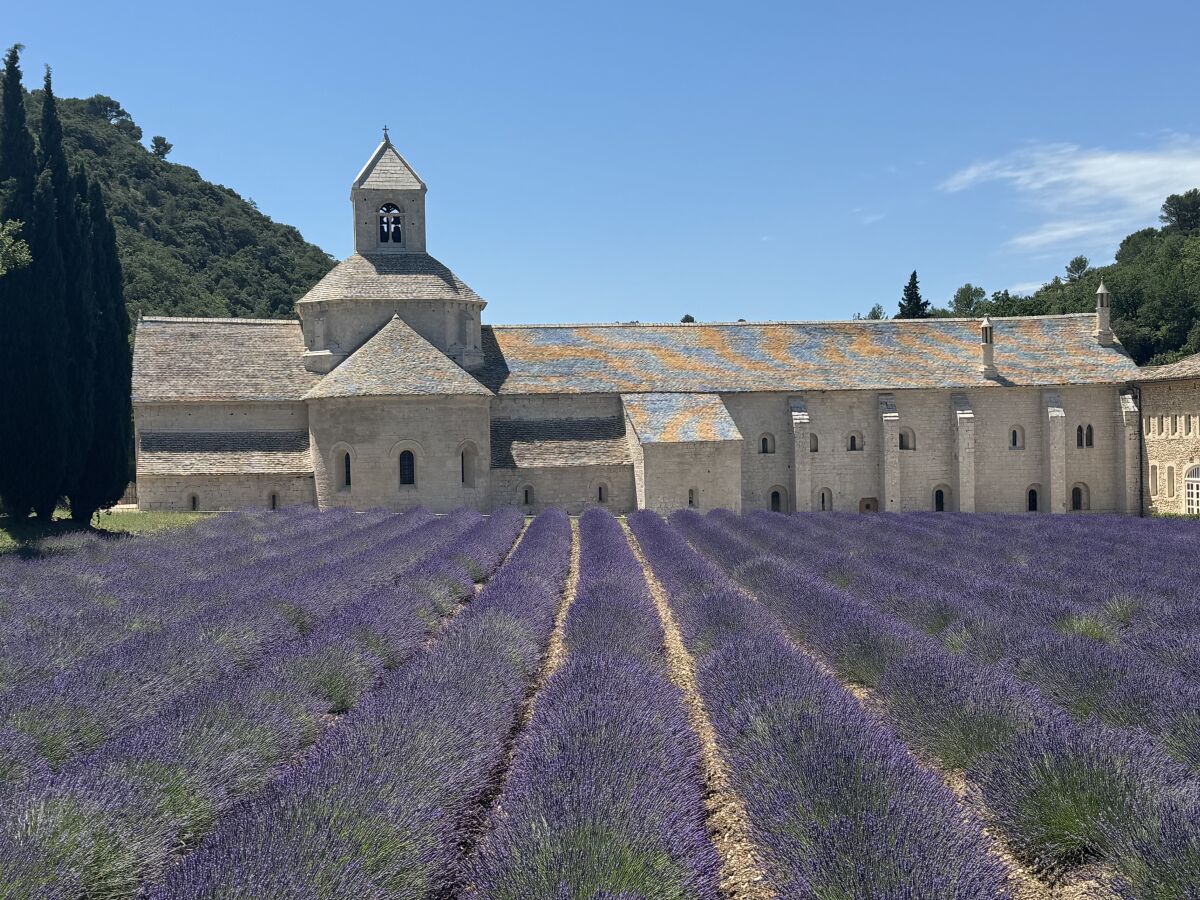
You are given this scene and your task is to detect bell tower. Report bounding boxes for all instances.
[351,128,427,254]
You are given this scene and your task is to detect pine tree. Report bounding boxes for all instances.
[41,68,97,500]
[69,178,131,521]
[896,270,930,319]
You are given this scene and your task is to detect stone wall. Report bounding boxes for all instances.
[490,464,635,515]
[138,475,314,511]
[308,394,491,513]
[299,297,483,369]
[640,441,743,515]
[1140,377,1200,515]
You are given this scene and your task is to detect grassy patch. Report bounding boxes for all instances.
[1054,614,1117,645]
[0,509,211,554]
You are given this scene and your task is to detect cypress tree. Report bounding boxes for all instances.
[70,178,131,521]
[41,68,97,500]
[0,44,43,518]
[897,270,930,319]
[2,170,70,518]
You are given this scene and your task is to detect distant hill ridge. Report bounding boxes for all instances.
[23,90,335,327]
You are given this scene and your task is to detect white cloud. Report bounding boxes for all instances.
[941,136,1200,253]
[851,207,886,226]
[1008,280,1046,295]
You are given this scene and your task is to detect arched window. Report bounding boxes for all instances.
[597,483,608,503]
[933,488,947,512]
[269,493,279,511]
[378,203,403,244]
[1076,425,1084,448]
[687,488,697,508]
[809,433,819,453]
[899,428,915,451]
[1027,486,1040,513]
[817,487,832,512]
[1010,426,1025,450]
[1186,466,1200,515]
[337,452,352,492]
[1150,465,1159,497]
[522,485,534,507]
[1167,466,1176,498]
[188,494,199,512]
[1071,483,1090,512]
[770,490,783,512]
[460,445,477,488]
[399,450,416,487]
[759,433,776,454]
[768,486,788,513]
[848,432,864,452]
[1085,424,1094,448]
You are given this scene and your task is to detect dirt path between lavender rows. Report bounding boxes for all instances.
[624,524,775,900]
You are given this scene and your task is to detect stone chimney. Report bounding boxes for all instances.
[979,316,997,378]
[1094,281,1114,346]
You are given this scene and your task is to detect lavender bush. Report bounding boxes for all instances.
[630,510,1011,898]
[466,508,720,899]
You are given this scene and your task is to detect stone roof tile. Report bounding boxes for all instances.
[296,253,482,305]
[476,315,1141,395]
[490,418,631,468]
[1136,353,1200,383]
[622,393,742,443]
[354,140,425,191]
[133,318,318,403]
[138,431,312,476]
[304,315,492,400]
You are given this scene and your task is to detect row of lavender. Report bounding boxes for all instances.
[151,507,572,897]
[739,510,1200,772]
[677,510,1198,898]
[0,506,469,790]
[0,506,408,698]
[0,507,525,897]
[629,511,1012,897]
[465,508,720,898]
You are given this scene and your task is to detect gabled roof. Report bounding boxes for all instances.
[1136,352,1200,383]
[491,418,631,468]
[304,315,491,400]
[622,393,742,443]
[353,139,425,191]
[133,317,318,403]
[138,432,312,476]
[476,314,1141,395]
[296,253,484,305]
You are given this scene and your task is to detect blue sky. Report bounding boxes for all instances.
[8,1,1200,323]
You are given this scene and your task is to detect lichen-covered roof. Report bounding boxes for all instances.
[622,393,742,443]
[353,139,425,191]
[1136,353,1200,383]
[296,253,483,305]
[476,315,1140,395]
[490,418,631,468]
[133,317,318,403]
[304,315,492,400]
[138,432,313,476]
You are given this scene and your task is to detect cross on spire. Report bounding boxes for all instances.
[382,125,390,143]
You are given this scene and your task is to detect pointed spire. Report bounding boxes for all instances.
[1096,281,1109,296]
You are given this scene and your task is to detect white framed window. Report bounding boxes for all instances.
[1186,466,1200,515]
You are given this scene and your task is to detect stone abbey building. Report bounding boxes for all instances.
[132,137,1200,517]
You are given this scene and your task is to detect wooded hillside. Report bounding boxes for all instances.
[22,90,334,326]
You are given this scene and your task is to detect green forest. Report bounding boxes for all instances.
[21,89,334,324]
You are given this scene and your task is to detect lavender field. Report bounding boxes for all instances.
[0,506,1196,899]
